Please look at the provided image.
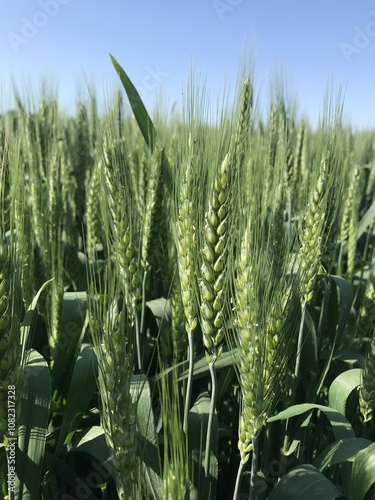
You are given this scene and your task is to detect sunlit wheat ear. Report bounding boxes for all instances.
[267,104,278,171]
[86,159,102,263]
[152,169,173,298]
[199,78,252,364]
[366,161,375,201]
[339,166,359,243]
[270,184,286,283]
[200,153,231,363]
[346,166,361,279]
[170,270,187,359]
[60,144,80,289]
[91,290,137,499]
[141,146,164,273]
[292,121,305,193]
[46,149,64,360]
[235,227,258,461]
[359,328,375,422]
[127,147,142,217]
[176,160,198,336]
[357,259,375,339]
[298,158,328,304]
[73,103,92,228]
[0,241,23,437]
[101,138,141,326]
[121,228,142,324]
[235,226,296,464]
[7,136,34,308]
[232,77,252,173]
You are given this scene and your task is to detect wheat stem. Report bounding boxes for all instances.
[249,430,259,500]
[233,460,246,500]
[204,361,217,478]
[294,301,307,380]
[183,329,195,434]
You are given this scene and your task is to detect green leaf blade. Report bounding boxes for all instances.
[110,54,156,151]
[328,368,361,417]
[352,442,375,500]
[15,350,52,500]
[268,464,345,499]
[313,437,373,471]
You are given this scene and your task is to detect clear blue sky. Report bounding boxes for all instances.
[1,0,375,129]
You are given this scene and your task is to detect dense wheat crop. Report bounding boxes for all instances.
[0,58,375,499]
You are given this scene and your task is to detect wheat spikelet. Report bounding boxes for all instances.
[141,147,164,273]
[366,160,375,201]
[121,228,142,324]
[235,225,296,463]
[127,147,142,217]
[199,78,252,364]
[170,271,187,359]
[269,184,286,283]
[90,287,137,498]
[45,143,65,359]
[0,241,23,437]
[268,104,278,171]
[357,259,375,339]
[73,103,92,230]
[292,121,305,191]
[200,153,231,362]
[232,77,252,173]
[299,158,328,303]
[176,160,198,336]
[359,328,375,422]
[152,171,173,298]
[86,159,102,262]
[345,166,361,278]
[59,140,81,288]
[101,138,141,325]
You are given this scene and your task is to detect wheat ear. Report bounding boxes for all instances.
[359,327,375,422]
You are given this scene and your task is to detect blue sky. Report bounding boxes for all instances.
[0,0,375,129]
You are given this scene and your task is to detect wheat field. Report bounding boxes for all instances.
[0,57,375,499]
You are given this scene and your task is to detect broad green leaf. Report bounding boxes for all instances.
[130,374,162,500]
[316,276,354,396]
[282,412,312,457]
[268,403,355,441]
[42,451,98,499]
[216,365,235,405]
[352,441,375,500]
[178,348,239,381]
[146,298,171,328]
[109,55,173,193]
[15,349,51,500]
[20,279,53,366]
[70,426,115,482]
[143,297,172,367]
[314,437,372,471]
[330,275,353,339]
[328,368,361,417]
[188,392,218,500]
[55,344,98,454]
[268,464,344,499]
[300,304,318,386]
[357,200,375,239]
[110,54,155,151]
